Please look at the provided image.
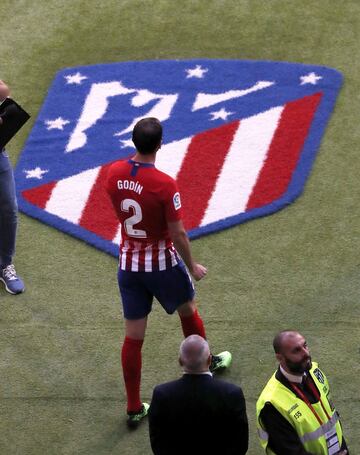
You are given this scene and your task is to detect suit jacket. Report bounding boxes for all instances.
[148,373,248,455]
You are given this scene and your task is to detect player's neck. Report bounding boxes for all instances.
[132,151,156,164]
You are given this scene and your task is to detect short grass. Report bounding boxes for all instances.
[0,1,359,453]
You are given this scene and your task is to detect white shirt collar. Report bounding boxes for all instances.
[280,365,304,383]
[183,371,213,376]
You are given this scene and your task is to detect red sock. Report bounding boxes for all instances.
[121,336,143,413]
[180,309,206,339]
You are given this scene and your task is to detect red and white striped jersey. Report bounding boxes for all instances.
[119,239,179,272]
[106,159,182,272]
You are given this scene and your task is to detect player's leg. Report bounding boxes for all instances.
[118,269,152,422]
[148,261,207,338]
[122,317,147,415]
[124,316,148,339]
[170,266,231,372]
[177,299,206,339]
[177,299,232,372]
[150,263,232,373]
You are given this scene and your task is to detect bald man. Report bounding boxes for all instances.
[256,331,349,454]
[149,335,248,455]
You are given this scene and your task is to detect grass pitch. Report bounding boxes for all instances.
[0,1,359,453]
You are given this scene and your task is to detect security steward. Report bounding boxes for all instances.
[256,330,349,454]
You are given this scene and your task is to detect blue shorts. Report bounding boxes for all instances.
[118,261,195,320]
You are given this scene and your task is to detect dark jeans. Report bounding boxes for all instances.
[0,149,18,266]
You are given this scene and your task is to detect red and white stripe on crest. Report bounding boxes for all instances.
[157,92,322,230]
[22,92,322,247]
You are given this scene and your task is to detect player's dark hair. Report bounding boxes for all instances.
[132,117,162,154]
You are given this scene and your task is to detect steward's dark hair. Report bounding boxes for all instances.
[132,117,162,154]
[273,330,297,354]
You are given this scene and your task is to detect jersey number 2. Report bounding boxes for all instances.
[121,199,147,238]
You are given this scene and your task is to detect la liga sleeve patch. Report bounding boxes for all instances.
[173,192,181,210]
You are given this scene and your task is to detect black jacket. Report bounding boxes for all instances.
[148,373,248,455]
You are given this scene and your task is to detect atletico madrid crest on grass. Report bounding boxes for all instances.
[15,60,342,256]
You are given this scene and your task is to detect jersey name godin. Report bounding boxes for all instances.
[117,179,143,194]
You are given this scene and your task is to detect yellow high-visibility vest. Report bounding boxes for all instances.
[256,362,343,454]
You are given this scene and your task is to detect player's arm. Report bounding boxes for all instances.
[167,219,207,281]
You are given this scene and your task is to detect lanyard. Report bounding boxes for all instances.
[290,377,331,426]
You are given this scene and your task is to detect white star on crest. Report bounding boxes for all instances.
[300,72,322,85]
[209,107,235,121]
[24,167,48,179]
[185,65,208,79]
[120,139,135,148]
[45,117,70,130]
[64,72,88,85]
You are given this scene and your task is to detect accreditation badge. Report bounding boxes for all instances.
[325,426,340,455]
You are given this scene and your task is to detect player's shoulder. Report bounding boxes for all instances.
[108,158,128,170]
[107,159,129,177]
[153,166,177,184]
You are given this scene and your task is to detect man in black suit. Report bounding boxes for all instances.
[148,335,248,455]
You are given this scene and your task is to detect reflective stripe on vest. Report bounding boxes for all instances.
[300,412,339,444]
[258,427,269,442]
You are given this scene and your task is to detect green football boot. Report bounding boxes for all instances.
[210,351,232,373]
[127,403,150,429]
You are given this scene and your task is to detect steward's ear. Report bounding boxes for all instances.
[179,357,183,367]
[207,355,212,366]
[275,353,283,364]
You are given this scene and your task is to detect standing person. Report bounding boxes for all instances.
[0,79,24,295]
[106,117,231,427]
[256,330,349,454]
[148,335,249,455]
